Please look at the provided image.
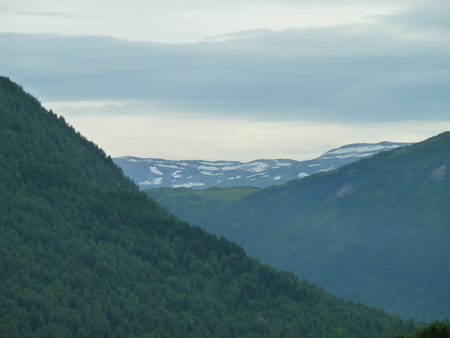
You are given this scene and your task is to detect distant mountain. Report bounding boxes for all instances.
[147,133,450,322]
[114,142,412,189]
[0,76,416,336]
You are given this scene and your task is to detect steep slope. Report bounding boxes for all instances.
[147,133,450,322]
[0,77,415,337]
[114,142,411,189]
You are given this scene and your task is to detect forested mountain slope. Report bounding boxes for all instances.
[0,77,416,337]
[147,133,450,322]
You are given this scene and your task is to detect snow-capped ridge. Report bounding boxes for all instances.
[114,141,413,189]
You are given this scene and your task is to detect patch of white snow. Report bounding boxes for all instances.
[324,145,400,156]
[149,166,163,175]
[138,178,162,186]
[198,165,220,171]
[245,173,266,179]
[223,162,268,173]
[201,161,233,166]
[171,170,182,178]
[201,171,220,176]
[272,161,292,169]
[157,164,182,169]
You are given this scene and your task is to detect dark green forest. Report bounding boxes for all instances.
[147,133,450,322]
[393,319,450,338]
[0,76,419,336]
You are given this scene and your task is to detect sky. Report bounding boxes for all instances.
[1,0,449,161]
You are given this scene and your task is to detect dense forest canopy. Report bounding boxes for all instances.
[0,76,416,337]
[393,319,450,338]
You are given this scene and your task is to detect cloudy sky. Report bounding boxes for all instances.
[1,0,449,161]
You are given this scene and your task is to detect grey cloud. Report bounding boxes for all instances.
[16,11,81,18]
[0,7,448,124]
[282,0,415,4]
[374,0,450,30]
[203,29,273,42]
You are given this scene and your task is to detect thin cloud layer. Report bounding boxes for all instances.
[1,0,449,159]
[1,9,448,123]
[1,0,405,42]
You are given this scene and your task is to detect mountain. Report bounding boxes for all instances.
[147,133,450,322]
[0,77,417,336]
[114,142,412,189]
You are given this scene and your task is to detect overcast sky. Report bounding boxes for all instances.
[1,0,449,161]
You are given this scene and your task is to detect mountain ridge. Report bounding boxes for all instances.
[114,141,412,189]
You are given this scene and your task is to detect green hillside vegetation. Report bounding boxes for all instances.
[147,187,260,228]
[147,133,450,322]
[393,318,450,338]
[148,186,259,203]
[0,76,417,337]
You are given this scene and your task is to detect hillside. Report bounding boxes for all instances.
[114,142,411,189]
[147,133,450,322]
[0,77,417,336]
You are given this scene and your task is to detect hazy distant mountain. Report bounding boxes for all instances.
[114,142,412,189]
[147,133,450,322]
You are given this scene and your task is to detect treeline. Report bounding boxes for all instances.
[0,76,415,337]
[393,319,450,338]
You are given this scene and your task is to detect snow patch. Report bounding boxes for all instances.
[198,165,220,171]
[138,178,162,186]
[149,166,163,175]
[223,162,268,173]
[171,170,182,178]
[324,145,400,156]
[245,173,266,179]
[123,158,151,163]
[272,161,292,169]
[201,161,234,166]
[157,164,183,169]
[201,171,220,176]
